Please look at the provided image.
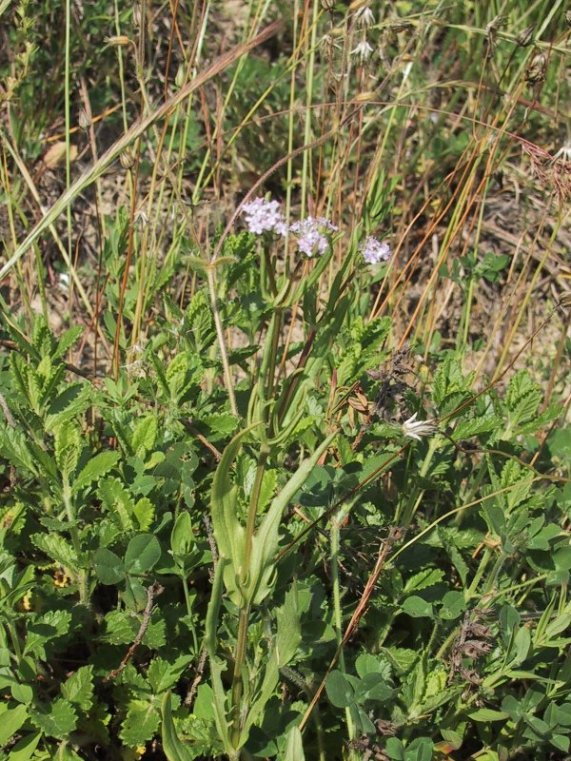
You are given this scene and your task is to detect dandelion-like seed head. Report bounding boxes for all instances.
[401,412,437,441]
[354,7,375,28]
[290,216,338,257]
[241,197,287,236]
[351,40,374,62]
[359,236,391,265]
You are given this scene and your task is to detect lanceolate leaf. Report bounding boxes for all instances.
[160,693,194,761]
[248,431,337,604]
[210,425,260,604]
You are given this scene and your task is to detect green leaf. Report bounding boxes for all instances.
[134,497,155,531]
[161,692,194,761]
[201,413,239,437]
[24,610,72,657]
[402,596,434,619]
[385,737,405,760]
[7,731,41,760]
[30,699,77,739]
[147,656,192,694]
[73,451,120,492]
[325,670,354,708]
[94,548,125,585]
[0,704,28,746]
[404,568,444,593]
[98,477,135,531]
[131,414,158,458]
[31,533,79,570]
[469,708,509,722]
[124,534,161,574]
[120,699,160,746]
[54,421,82,479]
[281,726,305,761]
[249,431,337,604]
[440,591,466,620]
[210,426,257,603]
[11,683,33,704]
[276,585,301,667]
[61,666,94,711]
[170,512,194,559]
[405,737,434,761]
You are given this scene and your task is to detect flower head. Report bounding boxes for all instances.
[354,7,375,28]
[401,412,437,441]
[351,40,374,62]
[290,216,338,257]
[359,236,391,264]
[241,197,287,236]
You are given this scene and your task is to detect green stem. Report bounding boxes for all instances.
[230,603,251,747]
[62,481,88,605]
[330,518,356,748]
[399,437,440,526]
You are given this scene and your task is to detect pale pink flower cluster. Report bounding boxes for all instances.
[359,236,391,265]
[241,197,390,264]
[241,197,338,257]
[289,216,338,257]
[241,197,288,236]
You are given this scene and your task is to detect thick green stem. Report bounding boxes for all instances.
[230,603,251,747]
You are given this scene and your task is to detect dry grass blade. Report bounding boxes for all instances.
[0,19,283,282]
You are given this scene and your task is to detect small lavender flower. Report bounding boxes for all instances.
[359,236,391,264]
[290,216,338,257]
[241,197,287,236]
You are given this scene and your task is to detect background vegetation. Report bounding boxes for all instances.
[0,1,570,759]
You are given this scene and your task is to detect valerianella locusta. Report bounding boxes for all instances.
[241,197,287,236]
[290,216,338,257]
[359,236,391,264]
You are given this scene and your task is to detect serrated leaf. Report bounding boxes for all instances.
[147,656,193,694]
[131,415,158,458]
[25,610,72,657]
[31,533,78,570]
[30,699,77,739]
[453,415,499,440]
[102,610,137,645]
[54,421,82,478]
[73,451,120,492]
[201,413,239,437]
[53,325,83,358]
[134,497,155,531]
[120,699,160,746]
[61,666,94,711]
[98,477,135,531]
[404,568,445,593]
